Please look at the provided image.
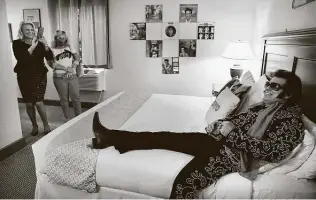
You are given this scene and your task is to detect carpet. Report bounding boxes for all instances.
[0,104,88,199]
[0,145,36,199]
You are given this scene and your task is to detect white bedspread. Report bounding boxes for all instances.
[95,94,250,198]
[119,93,212,133]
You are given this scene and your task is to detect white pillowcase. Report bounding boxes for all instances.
[287,115,316,179]
[240,70,255,87]
[236,75,268,113]
[205,87,240,125]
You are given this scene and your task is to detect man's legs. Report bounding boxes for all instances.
[93,112,225,156]
[169,152,239,199]
[92,112,238,199]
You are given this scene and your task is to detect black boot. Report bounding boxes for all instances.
[92,112,111,149]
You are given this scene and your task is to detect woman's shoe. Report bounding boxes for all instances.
[31,125,38,136]
[44,125,51,135]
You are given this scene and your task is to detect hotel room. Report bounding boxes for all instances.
[1,0,316,199]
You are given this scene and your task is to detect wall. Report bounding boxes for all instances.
[6,0,60,100]
[108,0,259,97]
[263,0,316,34]
[251,0,316,77]
[0,0,23,149]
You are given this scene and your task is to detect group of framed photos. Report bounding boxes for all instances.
[129,4,215,74]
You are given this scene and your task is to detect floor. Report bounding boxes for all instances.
[0,90,119,199]
[0,104,78,199]
[22,89,119,145]
[20,103,89,145]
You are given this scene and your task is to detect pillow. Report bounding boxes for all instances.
[205,87,240,124]
[216,78,239,97]
[287,115,316,179]
[240,70,255,87]
[235,74,268,113]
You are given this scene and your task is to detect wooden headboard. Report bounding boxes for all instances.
[261,28,316,122]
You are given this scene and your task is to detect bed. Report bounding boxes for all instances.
[32,27,316,199]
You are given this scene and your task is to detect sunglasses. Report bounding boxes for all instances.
[264,81,283,91]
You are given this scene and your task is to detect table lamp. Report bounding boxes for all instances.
[222,41,254,79]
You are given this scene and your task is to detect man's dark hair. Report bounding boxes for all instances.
[271,69,302,102]
[185,8,192,13]
[164,59,169,62]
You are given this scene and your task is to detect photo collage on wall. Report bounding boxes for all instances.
[129,4,216,74]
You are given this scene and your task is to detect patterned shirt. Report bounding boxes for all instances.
[211,103,305,163]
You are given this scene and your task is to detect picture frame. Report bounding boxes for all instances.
[292,0,315,9]
[8,23,13,42]
[23,8,41,28]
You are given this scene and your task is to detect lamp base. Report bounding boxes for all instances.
[230,66,243,79]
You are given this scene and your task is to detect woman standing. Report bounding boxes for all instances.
[12,21,53,135]
[50,30,82,121]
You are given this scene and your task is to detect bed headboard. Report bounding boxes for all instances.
[261,28,316,122]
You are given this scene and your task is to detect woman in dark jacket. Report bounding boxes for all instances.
[12,21,54,135]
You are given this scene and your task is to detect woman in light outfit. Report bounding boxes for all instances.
[50,30,82,121]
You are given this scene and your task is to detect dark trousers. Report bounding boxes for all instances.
[99,130,237,199]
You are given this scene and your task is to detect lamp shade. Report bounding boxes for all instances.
[222,41,254,60]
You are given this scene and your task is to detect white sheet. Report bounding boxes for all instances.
[96,147,193,198]
[120,93,213,132]
[96,94,213,198]
[253,175,316,199]
[36,174,157,199]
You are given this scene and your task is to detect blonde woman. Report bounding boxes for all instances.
[50,30,81,121]
[12,21,53,135]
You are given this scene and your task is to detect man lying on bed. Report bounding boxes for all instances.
[92,69,305,199]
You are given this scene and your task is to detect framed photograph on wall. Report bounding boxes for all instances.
[145,5,163,23]
[130,23,146,40]
[179,4,198,23]
[23,9,41,28]
[292,0,315,9]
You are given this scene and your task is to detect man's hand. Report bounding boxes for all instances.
[219,121,235,137]
[205,121,219,135]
